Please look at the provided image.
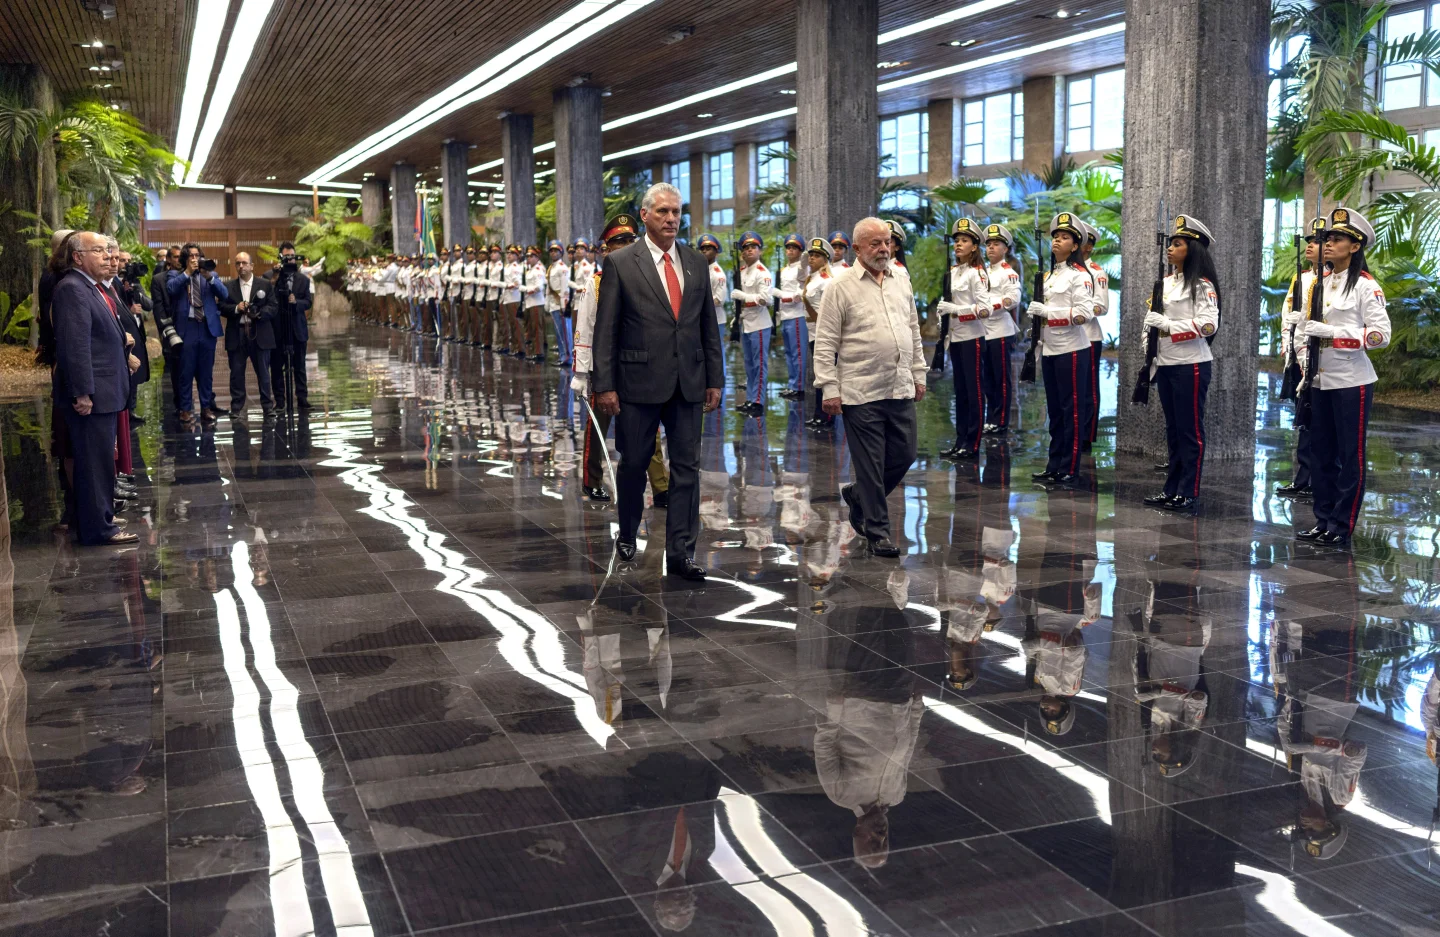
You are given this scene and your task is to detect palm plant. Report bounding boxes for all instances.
[287,196,375,279]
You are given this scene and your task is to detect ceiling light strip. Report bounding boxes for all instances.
[171,0,230,182]
[878,22,1126,92]
[600,63,799,133]
[875,0,1019,44]
[187,0,278,183]
[602,108,797,162]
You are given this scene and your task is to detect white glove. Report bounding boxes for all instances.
[570,372,589,395]
[1143,311,1170,333]
[1304,320,1336,340]
[730,289,745,302]
[977,304,991,319]
[1028,302,1048,319]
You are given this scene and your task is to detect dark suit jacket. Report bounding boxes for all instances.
[219,276,277,351]
[53,273,130,414]
[271,269,313,344]
[592,238,723,404]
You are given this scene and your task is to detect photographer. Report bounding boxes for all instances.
[270,241,314,411]
[151,244,184,407]
[166,242,228,424]
[218,252,277,423]
[114,249,152,424]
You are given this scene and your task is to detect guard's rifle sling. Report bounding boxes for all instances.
[1019,205,1044,384]
[1293,260,1329,426]
[1131,196,1167,405]
[1278,234,1305,402]
[729,245,743,343]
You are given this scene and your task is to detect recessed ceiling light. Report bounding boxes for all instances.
[960,38,977,46]
[92,39,104,48]
[266,175,277,180]
[696,112,713,118]
[89,66,100,71]
[1056,8,1070,17]
[877,60,909,69]
[362,171,375,177]
[778,89,796,95]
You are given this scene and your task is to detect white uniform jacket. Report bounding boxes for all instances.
[503,261,523,305]
[1304,269,1390,390]
[1031,263,1098,357]
[462,260,481,302]
[803,268,832,323]
[484,260,504,302]
[1084,260,1109,343]
[571,272,602,382]
[937,264,988,343]
[1023,611,1087,697]
[983,262,1020,340]
[774,261,807,322]
[731,262,774,334]
[376,263,398,296]
[707,261,728,323]
[1280,269,1316,366]
[522,262,546,308]
[1149,274,1219,371]
[545,261,569,312]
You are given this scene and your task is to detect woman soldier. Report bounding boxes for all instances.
[1275,216,1326,499]
[802,238,835,430]
[1295,207,1390,547]
[937,218,989,459]
[1141,215,1220,512]
[980,223,1021,436]
[1028,213,1099,484]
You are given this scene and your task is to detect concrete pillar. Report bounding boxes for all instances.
[441,140,471,250]
[390,162,418,255]
[1022,75,1065,177]
[553,88,604,248]
[795,0,879,242]
[1115,0,1269,460]
[926,98,962,188]
[733,142,754,220]
[360,178,386,229]
[688,154,706,230]
[502,113,536,248]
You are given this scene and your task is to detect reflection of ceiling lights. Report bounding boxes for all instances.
[877,60,909,69]
[302,0,660,184]
[266,175,277,180]
[187,0,278,183]
[92,39,104,47]
[778,89,796,95]
[947,38,977,47]
[697,112,713,118]
[604,108,797,162]
[172,0,227,183]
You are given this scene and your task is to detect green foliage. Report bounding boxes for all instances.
[3,295,33,344]
[290,196,376,275]
[1367,242,1440,391]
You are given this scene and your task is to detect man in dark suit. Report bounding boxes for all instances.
[150,244,183,407]
[52,232,137,545]
[592,185,723,580]
[219,251,278,422]
[166,242,228,424]
[271,241,314,411]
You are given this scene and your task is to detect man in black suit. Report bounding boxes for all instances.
[592,185,723,579]
[219,251,278,422]
[271,241,314,411]
[52,231,137,545]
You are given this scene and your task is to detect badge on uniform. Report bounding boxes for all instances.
[1334,209,1349,224]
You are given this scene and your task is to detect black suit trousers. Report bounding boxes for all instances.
[228,340,273,413]
[614,387,701,561]
[63,407,118,544]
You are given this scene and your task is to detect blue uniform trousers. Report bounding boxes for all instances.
[1040,347,1092,476]
[949,337,985,452]
[1310,383,1373,536]
[780,318,808,392]
[982,335,1013,430]
[1155,361,1210,499]
[742,328,770,406]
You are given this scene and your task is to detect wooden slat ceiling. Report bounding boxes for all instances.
[0,0,1126,186]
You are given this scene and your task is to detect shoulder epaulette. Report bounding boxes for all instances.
[1359,270,1375,280]
[1000,261,1011,269]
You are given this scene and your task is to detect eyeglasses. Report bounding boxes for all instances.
[78,246,108,254]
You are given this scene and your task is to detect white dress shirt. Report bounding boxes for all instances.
[644,234,684,295]
[812,263,926,405]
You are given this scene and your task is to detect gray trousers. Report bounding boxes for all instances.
[841,398,917,541]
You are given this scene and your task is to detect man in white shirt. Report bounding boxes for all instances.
[813,217,926,558]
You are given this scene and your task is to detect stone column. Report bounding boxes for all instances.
[441,140,471,250]
[688,154,706,230]
[1115,0,1269,460]
[502,113,536,248]
[390,162,418,255]
[553,88,604,247]
[795,0,879,241]
[360,177,386,229]
[1021,75,1065,177]
[733,143,754,220]
[926,99,962,188]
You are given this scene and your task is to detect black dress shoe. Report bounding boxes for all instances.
[1162,496,1197,512]
[983,424,1007,436]
[669,557,707,580]
[953,448,979,460]
[939,444,961,458]
[1153,462,1170,473]
[840,483,863,536]
[129,413,146,425]
[1052,474,1081,485]
[615,539,637,561]
[1315,531,1350,547]
[1031,470,1057,482]
[868,538,901,558]
[115,486,138,501]
[1143,492,1177,506]
[584,486,611,502]
[1275,481,1303,496]
[1295,525,1327,541]
[652,489,670,509]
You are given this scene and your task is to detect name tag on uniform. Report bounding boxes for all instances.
[1047,318,1070,327]
[955,313,977,322]
[1170,331,1197,342]
[1329,338,1361,350]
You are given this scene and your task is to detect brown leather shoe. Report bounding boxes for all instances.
[178,410,194,422]
[201,408,218,423]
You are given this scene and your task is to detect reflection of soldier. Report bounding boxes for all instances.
[817,587,924,868]
[1423,671,1438,764]
[1271,620,1368,860]
[1022,558,1101,736]
[737,415,774,555]
[1131,558,1211,777]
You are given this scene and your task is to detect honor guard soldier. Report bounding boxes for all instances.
[500,245,524,356]
[828,230,851,270]
[774,233,809,400]
[481,244,503,349]
[395,256,414,330]
[376,254,398,328]
[424,253,443,336]
[546,239,572,366]
[1078,221,1109,449]
[695,234,729,385]
[1295,207,1390,547]
[569,237,595,340]
[1028,213,1101,484]
[1276,216,1327,498]
[460,246,480,344]
[730,231,774,415]
[436,247,451,338]
[802,238,835,428]
[937,218,990,459]
[1141,215,1220,512]
[980,223,1020,435]
[886,219,909,280]
[446,244,466,342]
[522,245,547,361]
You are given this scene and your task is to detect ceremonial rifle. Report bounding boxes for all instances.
[1293,257,1329,426]
[729,240,743,343]
[1130,196,1167,405]
[1278,233,1305,402]
[1019,200,1044,384]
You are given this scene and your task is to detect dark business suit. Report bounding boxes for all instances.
[271,269,313,408]
[592,238,723,562]
[151,267,183,405]
[53,273,130,543]
[219,275,277,415]
[166,271,228,413]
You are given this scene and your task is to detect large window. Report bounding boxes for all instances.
[1268,35,1308,121]
[962,91,1024,167]
[667,160,690,198]
[707,151,733,201]
[1067,68,1125,152]
[880,111,928,177]
[1382,4,1440,110]
[709,208,734,227]
[755,141,789,189]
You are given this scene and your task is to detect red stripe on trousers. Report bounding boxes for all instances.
[583,393,595,486]
[1069,352,1080,474]
[972,340,983,449]
[1191,363,1204,497]
[999,337,1008,427]
[1346,385,1368,533]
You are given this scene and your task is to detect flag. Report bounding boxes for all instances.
[415,186,435,257]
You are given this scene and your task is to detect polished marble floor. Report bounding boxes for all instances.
[1,315,1439,937]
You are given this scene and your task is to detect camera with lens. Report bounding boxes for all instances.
[155,306,184,352]
[200,257,217,273]
[121,260,147,283]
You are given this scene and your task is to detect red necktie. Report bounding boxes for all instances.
[662,253,681,320]
[96,283,118,317]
